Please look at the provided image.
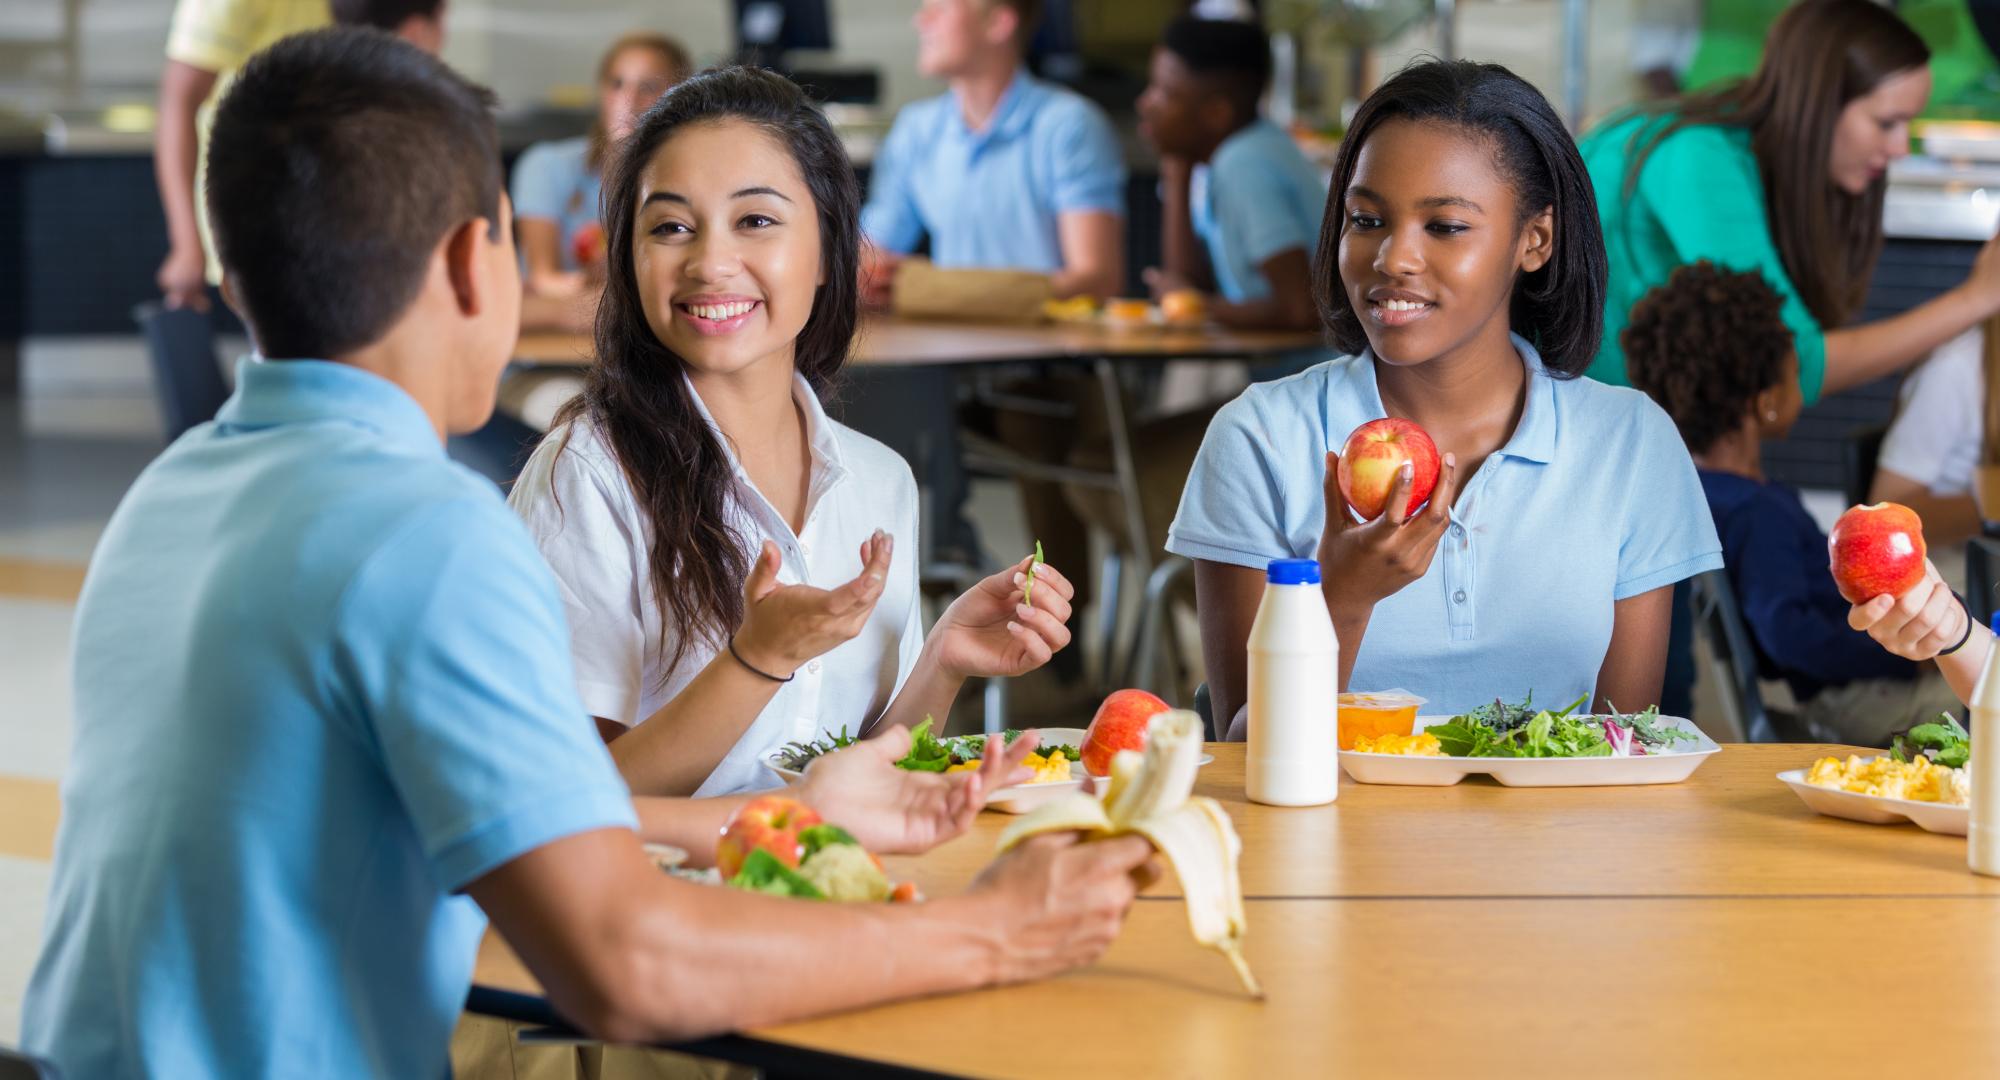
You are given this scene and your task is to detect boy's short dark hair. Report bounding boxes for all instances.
[206,28,500,359]
[992,0,1044,46]
[1624,260,1795,454]
[1162,17,1272,119]
[330,0,445,31]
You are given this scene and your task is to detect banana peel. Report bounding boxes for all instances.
[998,710,1262,999]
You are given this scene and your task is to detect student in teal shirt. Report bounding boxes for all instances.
[1136,15,1325,331]
[21,32,1153,1077]
[1582,0,2000,405]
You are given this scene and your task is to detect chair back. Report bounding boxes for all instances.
[1840,424,1889,510]
[0,1046,62,1080]
[133,302,228,442]
[1688,570,1776,743]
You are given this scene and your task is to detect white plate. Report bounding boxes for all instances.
[1338,714,1721,787]
[761,727,1211,815]
[1777,766,1969,836]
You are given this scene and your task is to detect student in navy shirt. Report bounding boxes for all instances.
[21,31,1154,1078]
[1626,260,1962,744]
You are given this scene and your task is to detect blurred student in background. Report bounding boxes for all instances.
[1136,16,1323,333]
[1627,261,1960,745]
[516,32,692,334]
[153,0,447,313]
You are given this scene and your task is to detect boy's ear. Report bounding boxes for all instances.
[1518,206,1555,274]
[443,217,489,318]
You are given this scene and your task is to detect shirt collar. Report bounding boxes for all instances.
[682,370,848,485]
[953,68,1039,145]
[1342,332,1558,466]
[213,356,442,455]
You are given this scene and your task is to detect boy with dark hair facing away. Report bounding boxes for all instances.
[1627,260,1961,744]
[1136,15,1326,331]
[23,29,1151,1078]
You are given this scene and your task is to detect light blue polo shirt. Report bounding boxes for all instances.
[23,358,636,1079]
[861,69,1126,271]
[511,135,600,271]
[1167,337,1722,715]
[1190,119,1329,302]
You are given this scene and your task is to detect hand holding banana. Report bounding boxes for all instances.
[998,710,1262,998]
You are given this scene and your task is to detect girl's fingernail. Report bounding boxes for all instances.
[1006,621,1022,633]
[1017,603,1034,617]
[1013,572,1027,585]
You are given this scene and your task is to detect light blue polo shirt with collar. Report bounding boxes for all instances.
[1167,337,1722,715]
[23,358,637,1079]
[1189,118,1329,302]
[861,68,1126,272]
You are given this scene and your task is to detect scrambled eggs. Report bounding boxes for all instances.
[1804,754,1969,806]
[1352,732,1444,756]
[947,750,1074,783]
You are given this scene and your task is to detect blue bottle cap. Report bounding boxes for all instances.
[1990,611,2000,637]
[1267,558,1321,585]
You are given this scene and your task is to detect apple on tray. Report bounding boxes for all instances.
[1828,502,1928,604]
[1337,417,1441,522]
[1082,689,1173,776]
[716,794,823,879]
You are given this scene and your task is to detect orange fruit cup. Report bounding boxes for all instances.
[1337,691,1427,751]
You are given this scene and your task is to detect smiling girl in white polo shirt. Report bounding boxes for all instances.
[1168,60,1723,735]
[511,69,1075,797]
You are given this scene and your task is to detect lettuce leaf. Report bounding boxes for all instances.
[727,848,825,899]
[894,716,953,772]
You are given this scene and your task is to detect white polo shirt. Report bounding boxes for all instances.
[511,373,924,797]
[1878,326,1982,497]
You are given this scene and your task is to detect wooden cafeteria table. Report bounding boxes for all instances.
[470,743,2000,1077]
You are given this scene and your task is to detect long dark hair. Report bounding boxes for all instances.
[550,66,861,675]
[1316,59,1607,376]
[1620,0,1928,327]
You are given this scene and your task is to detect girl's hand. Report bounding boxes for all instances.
[1143,266,1195,300]
[1316,449,1461,617]
[795,726,1041,854]
[1848,559,1970,660]
[927,552,1076,681]
[732,533,893,677]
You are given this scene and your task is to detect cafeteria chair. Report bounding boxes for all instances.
[0,1045,62,1080]
[1968,536,2000,631]
[1839,423,1889,510]
[1192,681,1217,742]
[1688,570,1786,743]
[133,301,230,443]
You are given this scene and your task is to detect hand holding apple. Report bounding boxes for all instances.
[716,795,822,879]
[1337,418,1440,522]
[1081,689,1172,776]
[1828,502,1927,604]
[1317,446,1462,617]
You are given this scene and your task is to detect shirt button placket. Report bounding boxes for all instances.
[1446,513,1474,641]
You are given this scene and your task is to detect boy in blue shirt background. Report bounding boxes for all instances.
[1626,260,1963,745]
[22,28,1153,1077]
[1136,15,1326,332]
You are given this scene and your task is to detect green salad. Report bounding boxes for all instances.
[1421,694,1696,759]
[772,717,1080,773]
[1891,713,1970,769]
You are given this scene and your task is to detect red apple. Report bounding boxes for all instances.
[1082,689,1172,776]
[1337,418,1441,522]
[571,222,605,268]
[716,795,823,879]
[1827,502,1927,604]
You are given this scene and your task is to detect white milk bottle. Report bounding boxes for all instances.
[1246,558,1339,806]
[1969,613,2000,876]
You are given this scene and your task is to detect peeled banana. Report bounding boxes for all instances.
[998,710,1262,998]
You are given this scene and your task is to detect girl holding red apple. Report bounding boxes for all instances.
[1850,561,1990,709]
[1168,61,1722,734]
[511,69,1080,797]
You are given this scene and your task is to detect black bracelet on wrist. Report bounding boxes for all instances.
[728,636,794,683]
[1937,591,1977,658]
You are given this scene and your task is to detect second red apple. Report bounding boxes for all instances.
[1337,417,1440,522]
[1081,689,1172,776]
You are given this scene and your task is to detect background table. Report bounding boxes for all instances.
[471,743,2000,1077]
